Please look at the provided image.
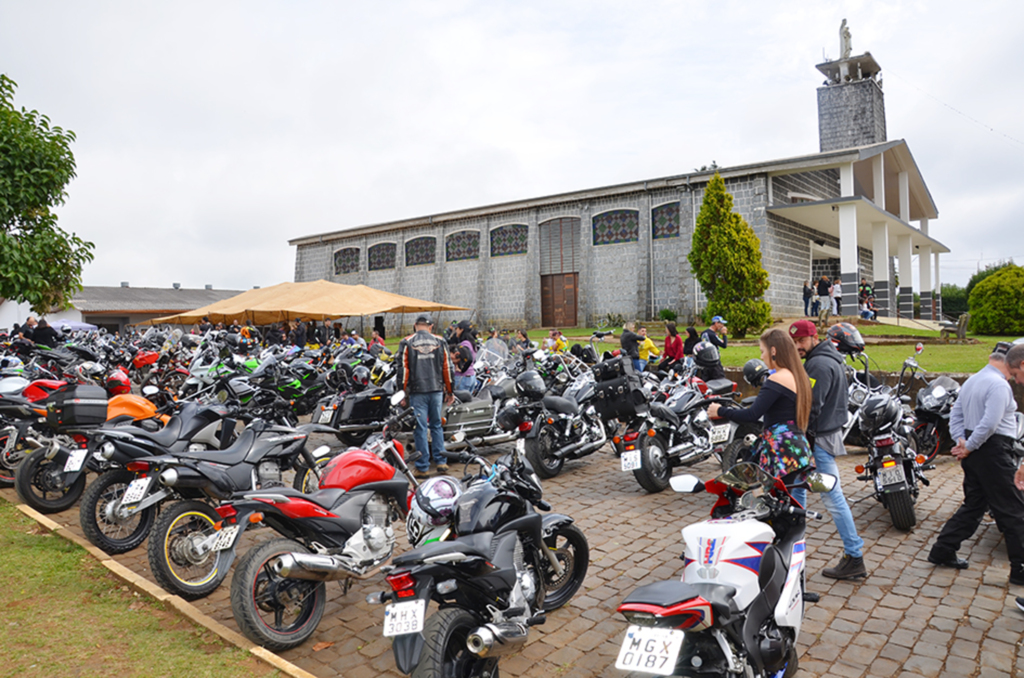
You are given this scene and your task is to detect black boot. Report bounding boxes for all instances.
[1010,564,1024,586]
[822,554,867,580]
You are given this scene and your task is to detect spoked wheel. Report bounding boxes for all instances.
[230,538,326,652]
[148,501,232,599]
[14,448,87,514]
[913,423,941,466]
[292,455,334,493]
[80,470,157,554]
[525,425,564,479]
[411,607,499,678]
[633,433,671,493]
[541,523,590,611]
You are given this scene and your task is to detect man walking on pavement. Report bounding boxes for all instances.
[929,345,1024,585]
[789,320,868,579]
[396,315,455,480]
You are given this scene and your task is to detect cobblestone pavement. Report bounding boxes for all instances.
[6,443,1024,678]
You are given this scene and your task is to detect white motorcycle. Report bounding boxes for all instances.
[613,462,835,677]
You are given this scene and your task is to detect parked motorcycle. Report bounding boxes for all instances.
[614,463,835,677]
[912,370,960,466]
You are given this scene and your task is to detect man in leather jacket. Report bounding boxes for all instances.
[790,319,868,580]
[396,315,454,479]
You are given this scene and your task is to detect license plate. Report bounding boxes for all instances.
[621,450,641,471]
[319,408,334,424]
[121,476,152,505]
[710,424,731,444]
[383,599,426,637]
[211,524,241,551]
[878,463,906,486]
[516,438,525,454]
[64,448,90,473]
[615,625,684,675]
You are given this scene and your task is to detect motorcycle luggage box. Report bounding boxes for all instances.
[46,384,108,428]
[339,388,390,423]
[593,374,648,421]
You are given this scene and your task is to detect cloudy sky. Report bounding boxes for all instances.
[2,0,1021,293]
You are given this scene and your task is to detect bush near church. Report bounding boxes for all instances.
[968,264,1024,335]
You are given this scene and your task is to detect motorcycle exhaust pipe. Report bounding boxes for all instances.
[482,432,516,445]
[666,442,695,458]
[334,422,382,432]
[272,552,387,582]
[466,622,529,657]
[554,437,606,460]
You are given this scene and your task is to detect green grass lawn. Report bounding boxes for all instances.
[0,501,277,678]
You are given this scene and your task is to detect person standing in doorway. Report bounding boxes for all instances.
[789,320,868,579]
[803,281,814,317]
[396,315,454,480]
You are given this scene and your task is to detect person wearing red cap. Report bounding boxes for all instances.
[789,319,868,580]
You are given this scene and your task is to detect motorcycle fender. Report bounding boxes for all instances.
[774,541,806,635]
[741,544,788,675]
[525,415,545,440]
[541,513,574,541]
[392,631,426,675]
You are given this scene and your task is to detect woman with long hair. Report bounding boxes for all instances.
[682,326,701,356]
[708,328,813,481]
[660,322,685,373]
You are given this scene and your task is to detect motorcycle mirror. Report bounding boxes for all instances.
[915,342,924,355]
[141,385,159,397]
[669,475,704,494]
[900,395,912,404]
[450,431,466,443]
[805,472,838,493]
[390,390,405,406]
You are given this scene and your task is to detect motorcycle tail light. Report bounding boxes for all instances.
[125,461,150,473]
[855,465,865,474]
[874,437,895,448]
[624,431,640,442]
[215,505,238,519]
[386,571,416,593]
[882,459,897,469]
[518,421,533,433]
[618,609,658,627]
[72,434,88,445]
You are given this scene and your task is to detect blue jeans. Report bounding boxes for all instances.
[454,374,476,393]
[791,445,864,558]
[410,391,446,471]
[804,297,811,316]
[633,358,646,373]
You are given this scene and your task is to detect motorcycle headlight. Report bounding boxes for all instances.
[921,394,939,410]
[101,442,116,460]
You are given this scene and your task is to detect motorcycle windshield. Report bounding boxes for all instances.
[714,462,776,492]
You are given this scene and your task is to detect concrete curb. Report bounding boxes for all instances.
[9,499,320,678]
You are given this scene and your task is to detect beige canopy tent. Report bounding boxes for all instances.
[141,280,468,326]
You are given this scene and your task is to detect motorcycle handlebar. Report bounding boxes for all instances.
[782,505,822,520]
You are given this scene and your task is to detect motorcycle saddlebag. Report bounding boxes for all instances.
[592,373,648,421]
[46,384,108,428]
[591,356,626,382]
[338,388,390,423]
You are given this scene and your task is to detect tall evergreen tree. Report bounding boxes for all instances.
[688,173,771,338]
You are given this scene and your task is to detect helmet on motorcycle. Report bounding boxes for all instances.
[692,341,721,368]
[514,370,546,400]
[742,359,770,388]
[496,404,524,432]
[352,365,371,388]
[411,476,462,527]
[105,369,131,396]
[857,393,902,434]
[826,322,866,355]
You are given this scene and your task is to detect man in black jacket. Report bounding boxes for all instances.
[790,319,868,579]
[396,315,454,479]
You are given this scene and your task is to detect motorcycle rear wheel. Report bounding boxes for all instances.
[80,469,157,554]
[720,437,756,474]
[335,430,371,448]
[14,448,87,514]
[525,425,564,479]
[633,433,671,493]
[230,538,326,652]
[541,523,590,611]
[411,607,499,678]
[148,500,231,599]
[886,487,917,531]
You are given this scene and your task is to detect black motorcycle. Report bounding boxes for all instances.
[913,371,960,466]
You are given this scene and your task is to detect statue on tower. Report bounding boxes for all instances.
[840,19,853,58]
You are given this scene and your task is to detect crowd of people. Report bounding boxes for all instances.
[803,276,879,320]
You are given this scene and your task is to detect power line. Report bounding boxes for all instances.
[885,68,1024,150]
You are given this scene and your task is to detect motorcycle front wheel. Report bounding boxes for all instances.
[525,425,564,479]
[633,433,671,493]
[230,538,326,652]
[292,455,334,493]
[80,469,157,554]
[412,607,499,678]
[912,422,941,466]
[148,500,231,599]
[14,448,87,514]
[886,487,917,531]
[541,524,590,611]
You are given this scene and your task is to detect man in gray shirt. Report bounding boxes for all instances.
[929,346,1024,586]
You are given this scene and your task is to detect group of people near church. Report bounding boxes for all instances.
[803,276,878,319]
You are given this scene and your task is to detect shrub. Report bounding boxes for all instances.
[968,265,1024,335]
[658,308,678,322]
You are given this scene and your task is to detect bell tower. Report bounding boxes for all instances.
[816,20,886,152]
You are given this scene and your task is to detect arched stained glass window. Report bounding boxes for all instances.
[446,231,480,262]
[490,224,529,257]
[652,202,680,240]
[368,242,397,271]
[405,236,437,267]
[592,209,639,245]
[333,247,360,275]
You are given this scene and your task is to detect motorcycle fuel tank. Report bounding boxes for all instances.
[455,481,526,536]
[681,518,774,611]
[321,449,397,491]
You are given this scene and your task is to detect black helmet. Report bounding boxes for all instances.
[352,365,371,388]
[857,394,902,434]
[514,370,546,400]
[743,359,770,388]
[692,340,721,368]
[496,405,524,432]
[827,322,865,355]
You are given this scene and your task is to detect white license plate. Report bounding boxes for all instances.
[121,476,152,504]
[516,438,525,454]
[710,424,731,444]
[878,463,906,486]
[615,625,684,675]
[319,408,334,423]
[383,599,426,637]
[621,449,641,471]
[211,524,241,551]
[64,448,90,473]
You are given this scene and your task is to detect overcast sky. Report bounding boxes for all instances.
[2,1,1021,294]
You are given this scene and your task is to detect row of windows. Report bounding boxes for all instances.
[332,204,681,275]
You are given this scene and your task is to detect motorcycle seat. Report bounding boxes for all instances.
[454,390,475,404]
[649,402,679,427]
[622,580,738,623]
[705,379,736,396]
[181,428,257,465]
[242,486,347,511]
[103,416,184,449]
[542,395,578,416]
[393,531,495,567]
